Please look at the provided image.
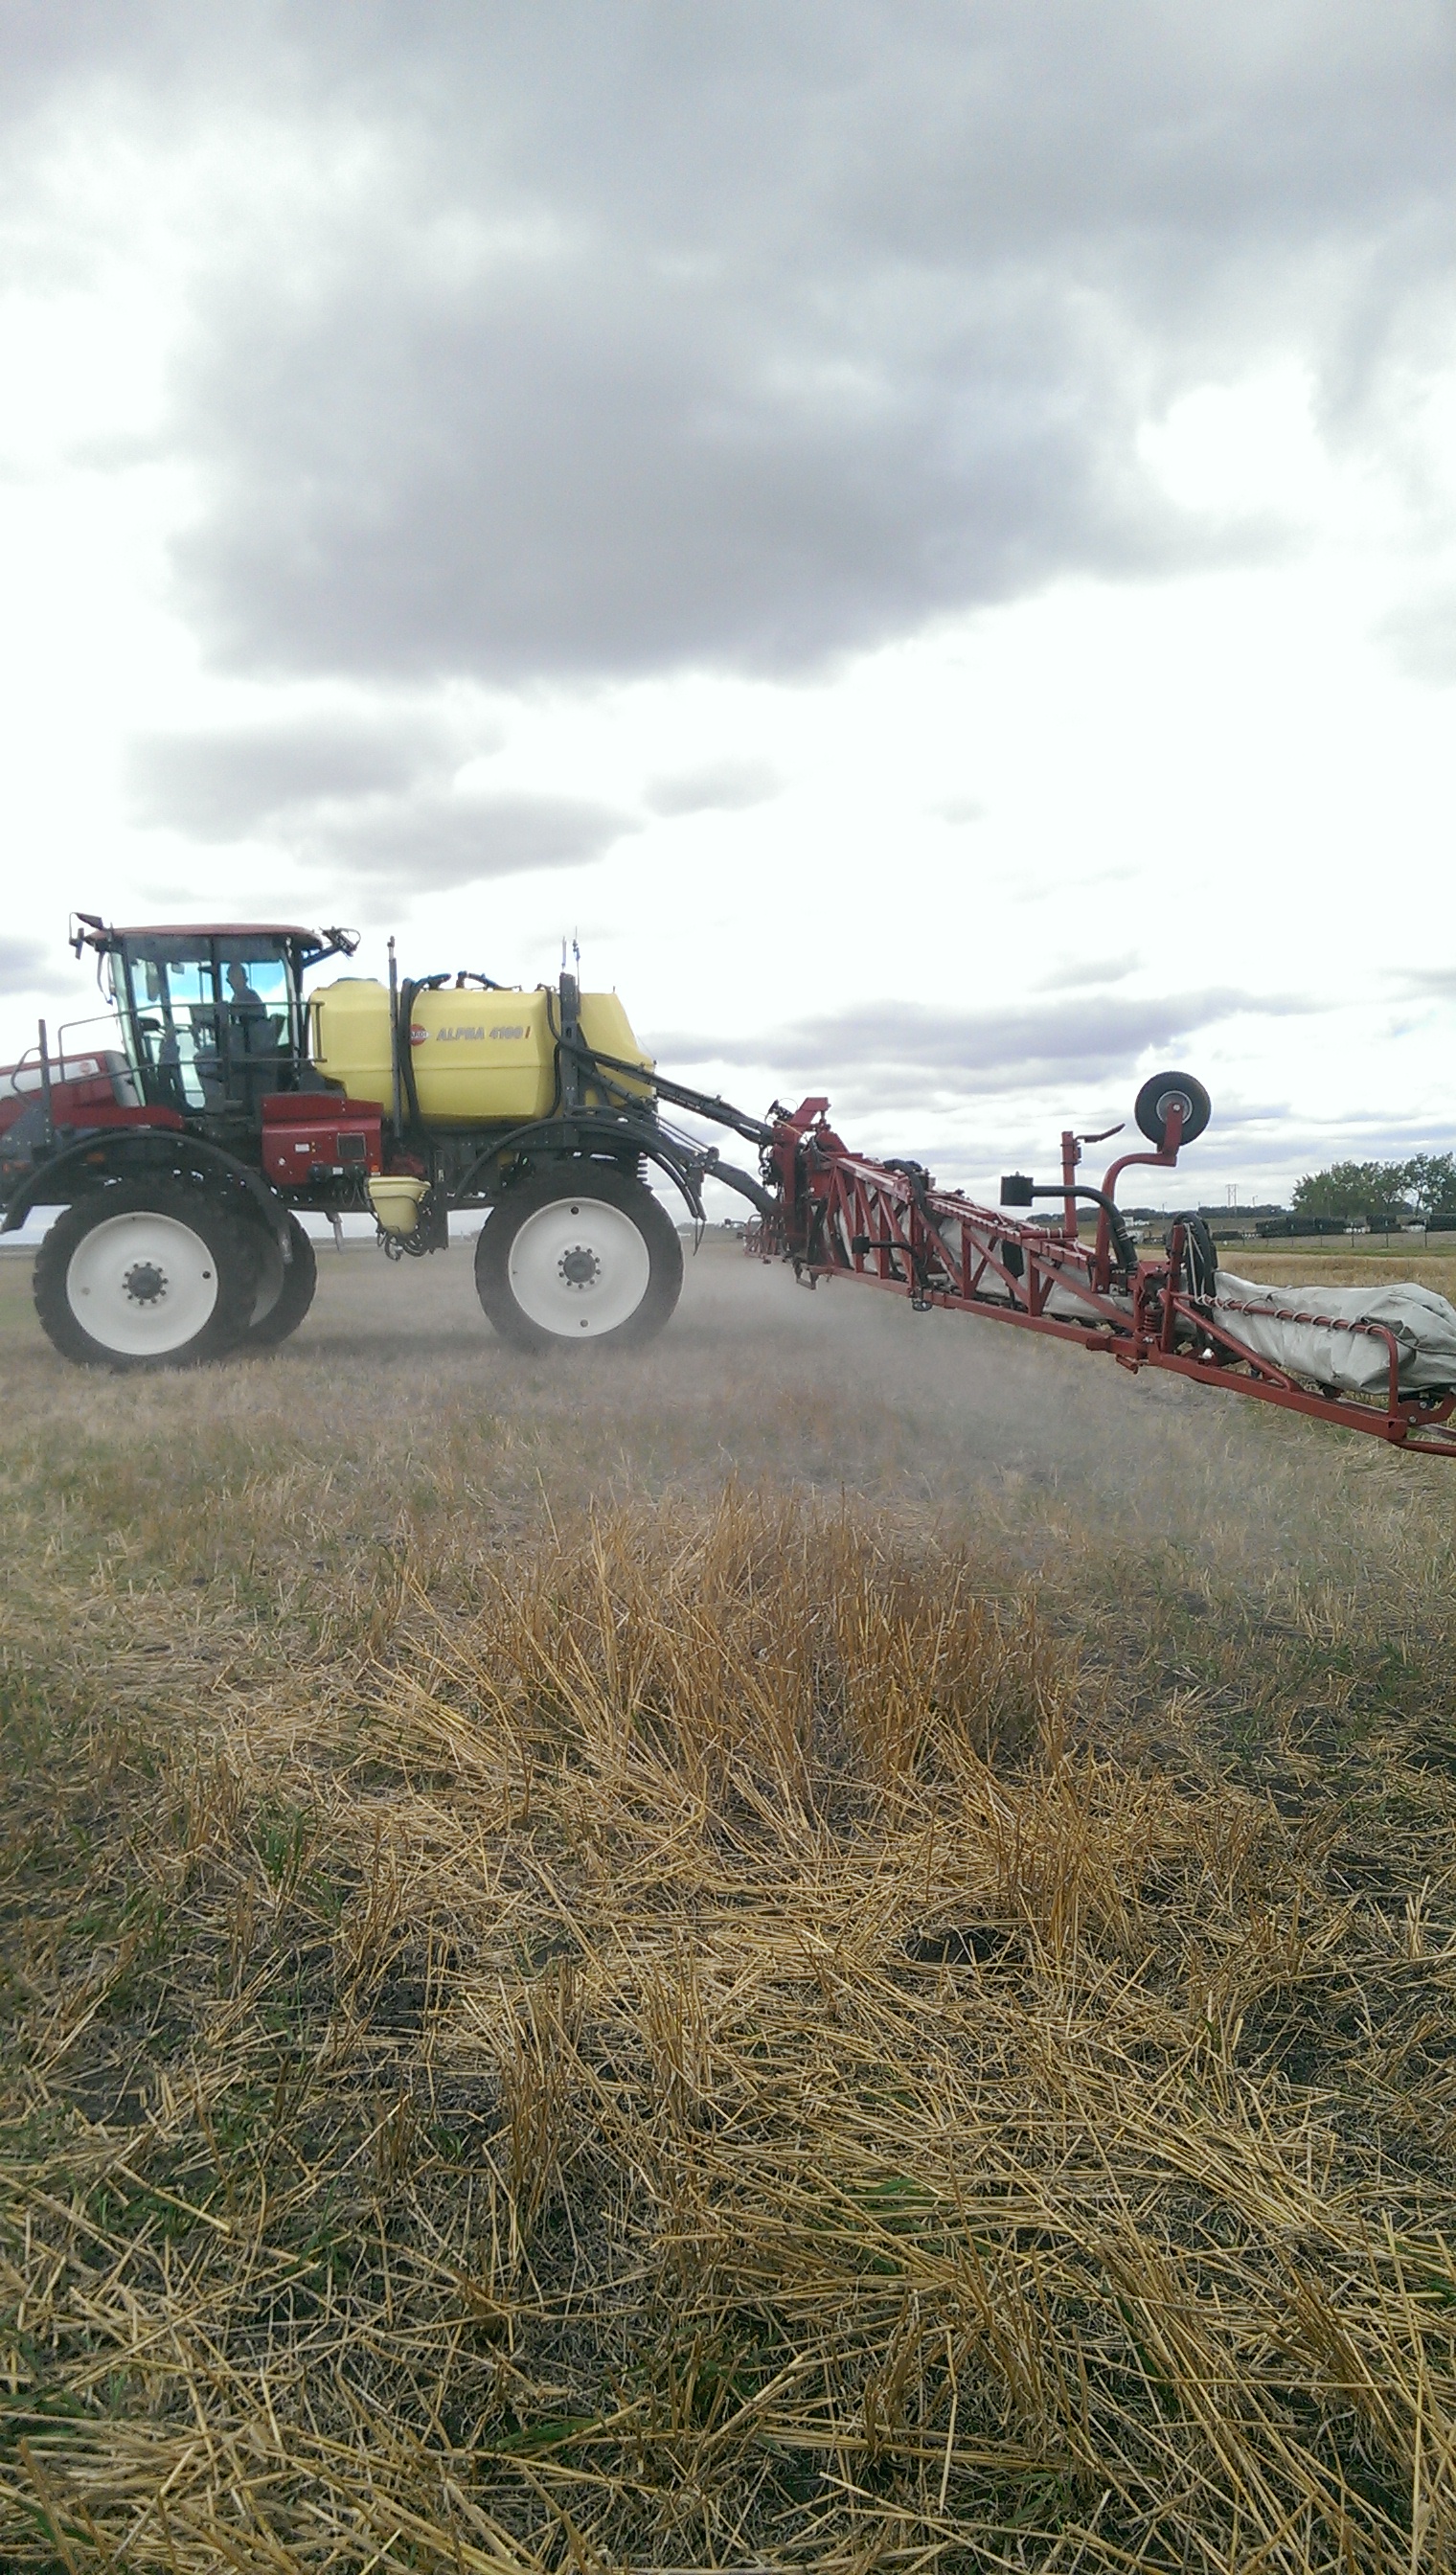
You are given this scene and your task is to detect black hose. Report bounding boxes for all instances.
[1016,1182,1139,1279]
[1167,1211,1217,1303]
[881,1158,956,1301]
[585,1047,778,1149]
[702,1159,779,1221]
[396,979,427,1132]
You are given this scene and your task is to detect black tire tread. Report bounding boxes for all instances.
[240,1213,318,1349]
[1134,1070,1212,1151]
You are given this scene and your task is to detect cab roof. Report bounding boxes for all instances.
[107,923,326,943]
[71,915,359,962]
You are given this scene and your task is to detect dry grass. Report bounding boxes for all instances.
[2,1239,1456,2571]
[1213,1248,1456,1298]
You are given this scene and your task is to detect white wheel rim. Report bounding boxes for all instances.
[65,1210,220,1356]
[507,1196,651,1336]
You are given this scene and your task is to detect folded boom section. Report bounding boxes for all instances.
[753,1097,1456,1459]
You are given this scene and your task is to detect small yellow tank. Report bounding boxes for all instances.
[579,993,654,1105]
[307,979,393,1105]
[309,978,652,1126]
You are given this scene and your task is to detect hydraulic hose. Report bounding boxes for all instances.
[396,979,427,1132]
[1006,1181,1139,1279]
[581,1044,778,1150]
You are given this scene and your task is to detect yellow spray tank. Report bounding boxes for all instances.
[308,977,652,1126]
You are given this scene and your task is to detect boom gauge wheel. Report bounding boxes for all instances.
[33,1184,255,1370]
[474,1171,683,1351]
[1134,1070,1211,1150]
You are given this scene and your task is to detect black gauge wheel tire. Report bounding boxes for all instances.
[1164,1211,1219,1303]
[239,1212,317,1348]
[1134,1070,1212,1150]
[34,1183,258,1371]
[474,1170,683,1353]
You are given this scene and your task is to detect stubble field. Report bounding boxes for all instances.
[2,1235,1455,2574]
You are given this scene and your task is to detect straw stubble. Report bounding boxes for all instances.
[1,1245,1455,2570]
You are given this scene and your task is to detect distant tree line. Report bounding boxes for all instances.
[1291,1153,1456,1227]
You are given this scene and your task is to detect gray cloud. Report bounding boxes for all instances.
[0,938,48,998]
[1396,967,1456,998]
[175,270,1147,685]
[323,790,637,890]
[653,989,1307,1095]
[126,716,458,840]
[644,758,782,817]
[12,4,1449,689]
[1037,953,1141,991]
[125,702,634,885]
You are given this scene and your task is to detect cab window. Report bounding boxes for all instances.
[120,936,298,1107]
[217,947,293,1060]
[126,946,221,1109]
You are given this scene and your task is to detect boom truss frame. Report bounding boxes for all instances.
[754,1099,1456,1460]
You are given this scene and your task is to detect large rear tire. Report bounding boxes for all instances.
[239,1213,317,1348]
[474,1170,683,1352]
[34,1184,256,1371]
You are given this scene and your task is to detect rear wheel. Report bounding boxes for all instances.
[239,1213,317,1348]
[34,1184,256,1370]
[474,1170,683,1351]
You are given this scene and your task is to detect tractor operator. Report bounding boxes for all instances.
[226,960,266,1027]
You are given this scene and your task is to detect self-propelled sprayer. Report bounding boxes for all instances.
[3,915,1453,1458]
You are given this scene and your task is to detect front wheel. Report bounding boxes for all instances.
[474,1171,683,1351]
[34,1184,257,1370]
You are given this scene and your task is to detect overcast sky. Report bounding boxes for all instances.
[2,0,1453,1204]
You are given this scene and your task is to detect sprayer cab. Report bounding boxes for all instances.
[69,918,359,1128]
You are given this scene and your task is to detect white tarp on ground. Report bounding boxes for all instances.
[1212,1272,1456,1395]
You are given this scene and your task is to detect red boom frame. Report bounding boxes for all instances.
[754,1100,1456,1460]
